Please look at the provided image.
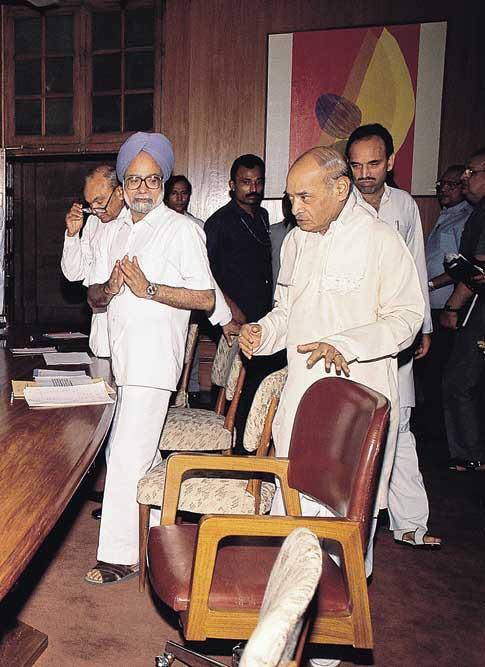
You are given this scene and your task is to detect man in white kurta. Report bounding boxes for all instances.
[240,148,424,667]
[85,133,215,585]
[60,165,124,357]
[346,124,440,548]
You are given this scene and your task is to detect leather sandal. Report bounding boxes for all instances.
[85,561,139,585]
[394,529,442,550]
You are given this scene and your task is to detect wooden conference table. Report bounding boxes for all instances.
[0,339,115,665]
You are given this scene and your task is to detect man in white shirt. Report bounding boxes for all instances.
[60,165,124,357]
[164,174,240,402]
[346,123,441,549]
[85,132,215,585]
[239,146,424,667]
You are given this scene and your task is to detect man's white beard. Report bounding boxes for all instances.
[127,191,163,214]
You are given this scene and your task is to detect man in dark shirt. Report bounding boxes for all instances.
[205,154,273,323]
[441,147,485,470]
[205,155,285,451]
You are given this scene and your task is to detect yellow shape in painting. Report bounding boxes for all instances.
[357,28,415,153]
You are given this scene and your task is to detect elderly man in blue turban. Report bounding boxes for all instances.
[85,132,215,584]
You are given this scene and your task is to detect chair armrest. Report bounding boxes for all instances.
[161,453,301,524]
[187,514,368,638]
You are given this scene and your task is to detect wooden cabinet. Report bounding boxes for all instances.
[2,1,162,156]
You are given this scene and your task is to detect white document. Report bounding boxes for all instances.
[43,352,92,366]
[34,369,88,377]
[10,347,57,355]
[24,382,114,408]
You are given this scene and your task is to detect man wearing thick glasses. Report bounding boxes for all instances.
[85,132,215,585]
[61,165,124,357]
[441,147,485,472]
[418,166,473,442]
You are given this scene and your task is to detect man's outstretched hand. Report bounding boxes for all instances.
[297,341,350,376]
[239,323,262,359]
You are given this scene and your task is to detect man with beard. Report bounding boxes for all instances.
[346,123,441,550]
[85,132,215,584]
[205,155,285,452]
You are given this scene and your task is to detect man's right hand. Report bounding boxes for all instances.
[222,319,241,346]
[239,323,262,359]
[65,203,84,237]
[104,261,124,297]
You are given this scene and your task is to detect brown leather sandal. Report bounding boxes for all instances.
[85,561,139,585]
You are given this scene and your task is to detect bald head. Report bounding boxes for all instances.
[286,147,351,234]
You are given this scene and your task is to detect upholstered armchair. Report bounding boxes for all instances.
[156,527,323,667]
[147,378,390,655]
[137,367,288,590]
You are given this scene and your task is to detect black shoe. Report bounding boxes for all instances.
[91,507,102,520]
[188,392,201,407]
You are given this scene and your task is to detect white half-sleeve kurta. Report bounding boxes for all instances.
[254,193,424,511]
[89,203,214,391]
[61,214,111,357]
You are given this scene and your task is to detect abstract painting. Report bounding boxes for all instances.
[265,22,447,197]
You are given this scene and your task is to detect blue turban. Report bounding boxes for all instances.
[116,131,174,183]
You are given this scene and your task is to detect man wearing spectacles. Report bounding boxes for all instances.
[418,166,473,442]
[85,132,215,585]
[441,148,485,471]
[60,165,124,356]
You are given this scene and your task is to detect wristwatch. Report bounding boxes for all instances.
[428,280,435,291]
[146,282,157,299]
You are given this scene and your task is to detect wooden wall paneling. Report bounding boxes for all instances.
[415,196,441,241]
[160,0,191,176]
[167,0,484,222]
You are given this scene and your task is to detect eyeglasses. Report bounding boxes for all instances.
[463,168,485,179]
[83,187,117,215]
[124,174,163,190]
[435,180,462,190]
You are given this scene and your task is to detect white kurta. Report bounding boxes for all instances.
[60,214,111,357]
[89,203,214,390]
[354,184,431,407]
[255,193,424,510]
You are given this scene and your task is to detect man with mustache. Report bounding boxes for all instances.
[346,124,441,550]
[205,155,284,452]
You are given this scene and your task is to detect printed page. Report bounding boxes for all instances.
[23,382,114,408]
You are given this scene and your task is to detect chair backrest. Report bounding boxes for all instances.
[239,527,322,667]
[211,334,239,388]
[287,377,390,548]
[243,367,288,453]
[172,323,199,408]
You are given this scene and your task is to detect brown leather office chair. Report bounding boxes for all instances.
[147,377,390,654]
[156,527,323,667]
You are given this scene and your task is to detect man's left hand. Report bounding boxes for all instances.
[414,333,432,360]
[119,255,149,298]
[297,341,350,377]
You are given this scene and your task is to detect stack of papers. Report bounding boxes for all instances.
[43,331,89,340]
[43,352,92,365]
[23,382,114,408]
[10,347,57,355]
[34,369,87,378]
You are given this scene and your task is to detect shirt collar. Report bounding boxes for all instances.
[120,201,167,228]
[440,199,473,217]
